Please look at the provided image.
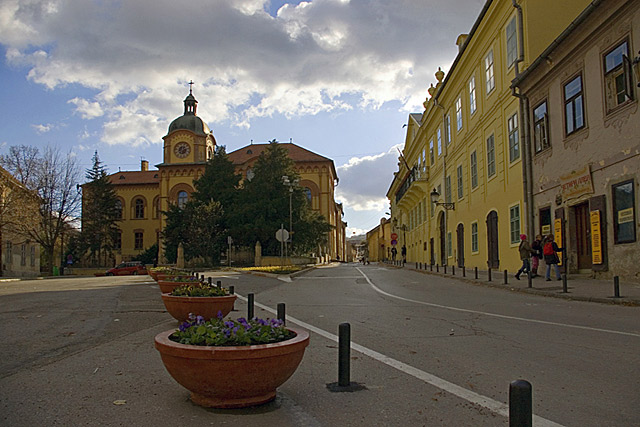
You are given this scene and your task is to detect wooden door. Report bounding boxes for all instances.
[575,202,592,269]
[486,211,499,269]
[456,223,464,268]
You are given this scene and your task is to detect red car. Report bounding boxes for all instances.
[105,261,147,276]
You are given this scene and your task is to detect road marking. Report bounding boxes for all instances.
[236,294,563,427]
[355,267,640,338]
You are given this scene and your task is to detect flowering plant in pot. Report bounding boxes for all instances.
[161,282,237,321]
[156,275,199,293]
[149,267,182,281]
[155,313,310,408]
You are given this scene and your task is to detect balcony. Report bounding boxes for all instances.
[395,166,429,204]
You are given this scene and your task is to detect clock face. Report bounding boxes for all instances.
[174,142,190,158]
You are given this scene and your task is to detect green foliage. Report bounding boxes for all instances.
[132,243,158,265]
[170,283,228,297]
[170,314,294,347]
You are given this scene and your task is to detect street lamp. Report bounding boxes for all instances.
[282,175,298,255]
[430,188,455,210]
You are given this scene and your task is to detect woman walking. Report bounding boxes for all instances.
[531,234,543,278]
[543,234,563,281]
[515,234,533,280]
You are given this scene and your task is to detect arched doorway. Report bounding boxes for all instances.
[486,211,499,269]
[439,212,446,266]
[456,223,465,268]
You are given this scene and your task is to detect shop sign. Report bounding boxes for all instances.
[618,207,634,224]
[559,165,593,200]
[590,210,603,265]
[554,218,563,266]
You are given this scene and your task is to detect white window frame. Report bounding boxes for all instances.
[471,221,478,253]
[469,76,477,115]
[506,17,518,68]
[486,134,496,178]
[456,97,463,131]
[470,150,478,189]
[457,164,463,200]
[485,50,495,94]
[508,112,519,162]
[437,129,442,156]
[509,203,521,244]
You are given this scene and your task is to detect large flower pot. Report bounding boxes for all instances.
[157,280,198,293]
[156,273,186,282]
[154,327,310,408]
[161,293,237,322]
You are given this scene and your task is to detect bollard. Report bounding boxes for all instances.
[416,262,418,269]
[248,293,254,319]
[444,265,447,274]
[277,303,286,325]
[613,276,620,298]
[452,265,455,275]
[419,262,422,270]
[504,269,508,285]
[229,285,234,295]
[338,323,351,387]
[527,271,532,288]
[217,280,222,289]
[436,264,439,273]
[488,268,492,282]
[509,380,532,427]
[200,274,205,281]
[474,266,478,279]
[462,266,466,277]
[562,273,568,293]
[430,263,433,272]
[208,277,212,285]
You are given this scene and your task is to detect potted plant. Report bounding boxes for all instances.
[155,313,310,408]
[157,275,200,293]
[161,283,237,322]
[149,266,187,282]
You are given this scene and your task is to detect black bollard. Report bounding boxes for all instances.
[613,276,620,298]
[462,266,466,277]
[474,266,478,279]
[527,271,532,288]
[488,268,492,282]
[277,303,286,325]
[248,293,254,319]
[338,323,350,387]
[444,265,447,274]
[504,269,508,285]
[229,285,234,295]
[200,274,205,281]
[452,265,455,276]
[208,277,212,285]
[217,280,222,289]
[430,263,433,272]
[415,262,418,269]
[509,380,532,427]
[562,273,568,293]
[436,264,439,273]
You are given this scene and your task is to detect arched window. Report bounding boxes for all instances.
[115,199,123,219]
[152,197,159,219]
[304,187,312,203]
[177,191,188,208]
[135,198,145,219]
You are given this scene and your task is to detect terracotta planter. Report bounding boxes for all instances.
[154,327,310,408]
[157,280,198,293]
[156,273,186,282]
[161,293,237,322]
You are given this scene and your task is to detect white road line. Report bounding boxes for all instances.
[355,267,640,338]
[236,294,563,427]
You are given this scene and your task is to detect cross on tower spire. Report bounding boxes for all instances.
[188,80,194,95]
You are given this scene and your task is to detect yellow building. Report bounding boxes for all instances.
[388,0,591,271]
[0,166,41,277]
[365,218,391,262]
[105,90,345,263]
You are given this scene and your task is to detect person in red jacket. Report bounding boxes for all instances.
[543,234,563,281]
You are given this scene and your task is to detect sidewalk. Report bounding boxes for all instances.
[384,261,640,306]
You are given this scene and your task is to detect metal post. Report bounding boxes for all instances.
[462,266,466,277]
[229,285,234,295]
[562,273,568,293]
[338,323,350,387]
[444,265,447,274]
[452,265,455,275]
[430,263,433,272]
[474,266,478,279]
[248,293,254,319]
[527,271,532,288]
[613,276,620,298]
[509,380,532,427]
[504,269,508,285]
[200,274,204,281]
[207,277,212,285]
[217,280,222,289]
[488,268,492,282]
[436,264,439,273]
[277,303,286,325]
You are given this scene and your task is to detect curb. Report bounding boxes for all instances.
[382,262,640,307]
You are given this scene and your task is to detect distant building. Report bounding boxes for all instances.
[0,166,41,277]
[102,90,345,263]
[366,218,391,262]
[512,0,640,280]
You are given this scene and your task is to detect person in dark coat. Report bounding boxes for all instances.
[543,234,563,281]
[530,234,543,278]
[515,234,533,280]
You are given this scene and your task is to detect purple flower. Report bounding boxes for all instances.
[196,315,205,325]
[270,319,283,327]
[256,318,267,326]
[178,322,190,332]
[217,311,224,320]
[224,321,235,329]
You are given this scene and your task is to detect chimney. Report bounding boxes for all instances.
[141,160,149,171]
[456,34,469,52]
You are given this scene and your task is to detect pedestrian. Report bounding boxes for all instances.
[401,245,407,265]
[543,234,563,281]
[391,247,397,261]
[515,234,533,280]
[530,234,543,278]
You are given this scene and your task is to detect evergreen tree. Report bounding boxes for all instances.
[80,151,120,266]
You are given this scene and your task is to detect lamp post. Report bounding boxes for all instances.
[430,188,454,266]
[282,175,298,256]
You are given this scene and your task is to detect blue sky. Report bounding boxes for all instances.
[0,0,484,236]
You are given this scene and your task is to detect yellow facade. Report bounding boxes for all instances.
[105,91,345,263]
[366,218,391,262]
[387,0,591,271]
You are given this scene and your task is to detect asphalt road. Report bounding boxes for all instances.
[0,264,638,426]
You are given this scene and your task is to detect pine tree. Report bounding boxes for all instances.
[80,151,120,266]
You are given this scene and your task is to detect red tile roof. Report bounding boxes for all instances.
[107,171,160,185]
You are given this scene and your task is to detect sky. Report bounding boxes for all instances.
[0,0,484,236]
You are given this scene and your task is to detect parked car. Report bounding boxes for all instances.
[105,261,147,276]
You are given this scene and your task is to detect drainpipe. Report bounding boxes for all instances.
[434,99,447,265]
[511,0,534,239]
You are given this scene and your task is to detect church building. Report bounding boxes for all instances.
[104,89,346,264]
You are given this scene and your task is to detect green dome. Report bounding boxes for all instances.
[167,91,211,136]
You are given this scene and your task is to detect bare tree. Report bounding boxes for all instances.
[1,145,82,274]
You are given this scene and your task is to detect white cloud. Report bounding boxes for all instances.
[2,0,483,146]
[32,123,53,133]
